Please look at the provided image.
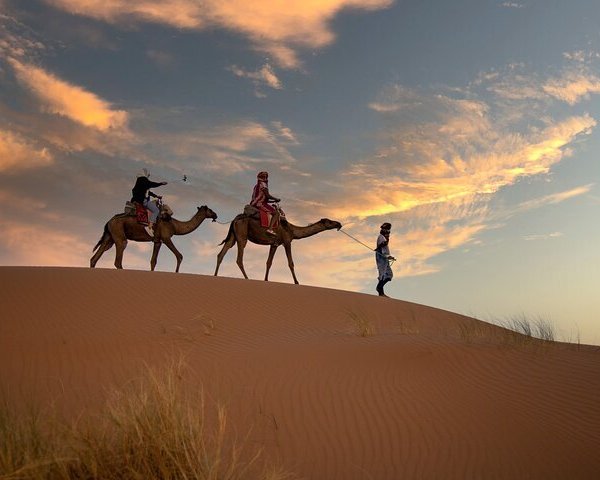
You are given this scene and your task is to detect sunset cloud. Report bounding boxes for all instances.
[0,11,47,60]
[145,118,300,175]
[345,90,595,221]
[477,63,600,106]
[0,222,89,267]
[43,0,394,68]
[542,72,600,105]
[318,78,598,277]
[511,184,594,215]
[8,58,129,131]
[523,232,563,241]
[0,128,53,172]
[228,63,283,96]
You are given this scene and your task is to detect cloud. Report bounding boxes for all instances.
[477,63,600,106]
[368,84,424,112]
[139,117,301,178]
[562,50,600,64]
[0,222,89,267]
[146,49,175,68]
[42,0,394,68]
[523,232,563,241]
[500,2,524,8]
[8,58,129,131]
[228,63,283,96]
[344,92,595,222]
[511,184,594,215]
[0,128,53,172]
[0,11,47,60]
[318,73,598,277]
[542,72,600,105]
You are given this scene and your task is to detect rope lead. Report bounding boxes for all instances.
[338,228,395,263]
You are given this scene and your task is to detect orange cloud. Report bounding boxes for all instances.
[43,0,394,68]
[8,58,129,131]
[309,81,598,279]
[330,104,595,221]
[0,223,90,267]
[543,72,600,105]
[0,128,53,172]
[148,119,300,174]
[478,63,600,106]
[229,63,283,93]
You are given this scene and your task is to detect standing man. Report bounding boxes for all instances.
[375,222,396,297]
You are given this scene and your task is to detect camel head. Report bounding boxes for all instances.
[198,205,218,222]
[319,218,342,231]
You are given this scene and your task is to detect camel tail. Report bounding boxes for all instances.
[93,223,110,252]
[218,221,236,246]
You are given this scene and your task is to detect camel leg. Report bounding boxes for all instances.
[235,238,249,279]
[264,244,278,281]
[150,241,162,271]
[283,243,299,285]
[113,239,127,269]
[90,238,114,268]
[214,236,236,277]
[163,238,183,272]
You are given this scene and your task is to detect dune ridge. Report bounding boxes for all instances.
[1,266,600,479]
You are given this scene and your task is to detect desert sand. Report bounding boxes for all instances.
[1,266,600,479]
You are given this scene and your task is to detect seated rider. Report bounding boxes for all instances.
[250,171,280,236]
[131,169,167,236]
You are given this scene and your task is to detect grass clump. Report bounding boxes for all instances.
[0,362,291,480]
[500,314,556,343]
[457,314,561,349]
[347,310,375,337]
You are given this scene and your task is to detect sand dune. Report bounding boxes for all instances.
[2,266,600,479]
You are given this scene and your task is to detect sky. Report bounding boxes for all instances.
[1,0,599,344]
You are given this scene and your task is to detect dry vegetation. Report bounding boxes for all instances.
[0,363,291,480]
[347,310,375,337]
[457,313,576,349]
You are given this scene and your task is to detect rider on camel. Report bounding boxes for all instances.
[131,169,167,236]
[250,171,280,236]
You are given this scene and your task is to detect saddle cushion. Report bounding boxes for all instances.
[243,204,260,218]
[135,202,149,225]
[244,204,279,229]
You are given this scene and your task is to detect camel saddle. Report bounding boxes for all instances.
[243,204,283,228]
[134,202,149,225]
[124,201,173,224]
[243,204,261,219]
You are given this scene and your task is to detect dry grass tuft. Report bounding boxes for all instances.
[458,314,560,349]
[498,314,556,343]
[347,310,375,337]
[0,362,292,480]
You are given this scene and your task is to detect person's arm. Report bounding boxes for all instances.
[146,179,167,189]
[262,185,280,203]
[147,190,162,199]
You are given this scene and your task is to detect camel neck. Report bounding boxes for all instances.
[171,211,206,235]
[291,222,327,240]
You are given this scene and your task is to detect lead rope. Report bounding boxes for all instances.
[339,229,395,264]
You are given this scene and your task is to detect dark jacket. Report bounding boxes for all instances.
[131,176,163,203]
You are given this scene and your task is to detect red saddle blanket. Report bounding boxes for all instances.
[260,210,281,228]
[135,203,149,225]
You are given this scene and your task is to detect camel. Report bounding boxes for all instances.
[90,205,217,272]
[214,213,342,284]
